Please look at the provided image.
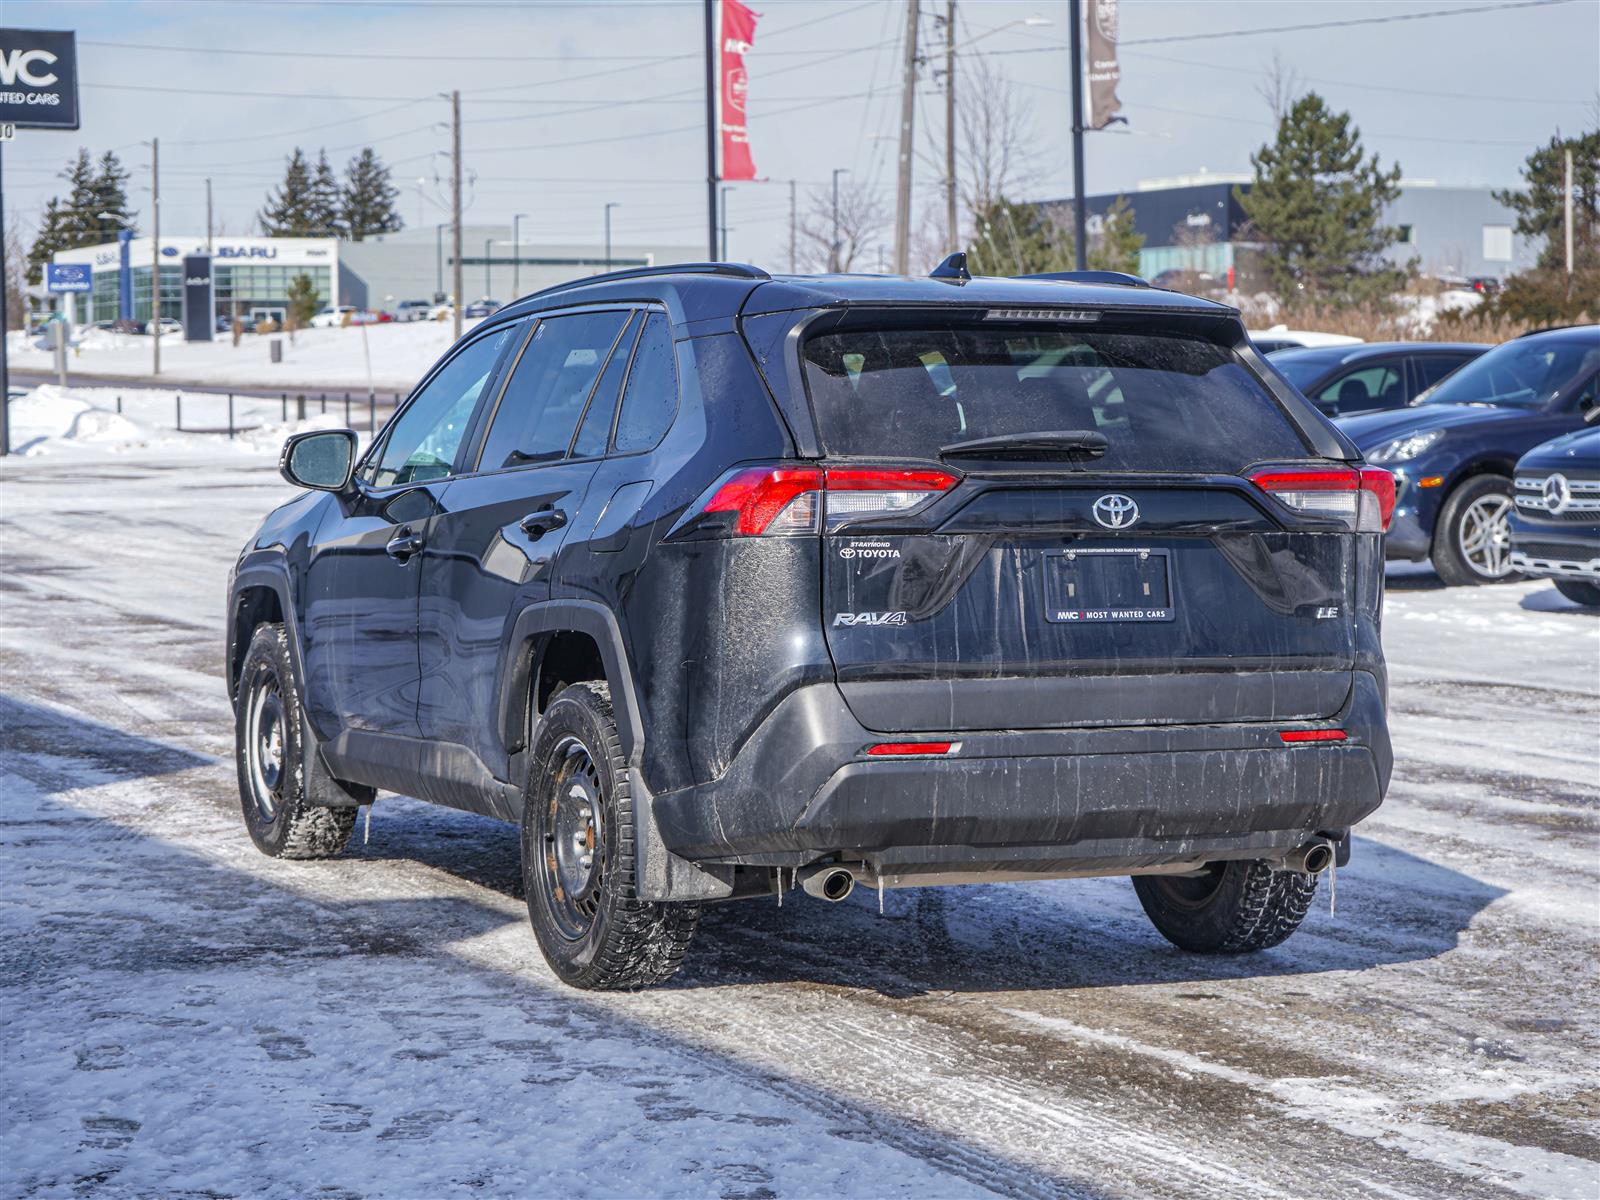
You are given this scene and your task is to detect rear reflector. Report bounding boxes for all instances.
[1249,466,1395,532]
[694,464,958,536]
[1278,729,1348,743]
[866,741,958,756]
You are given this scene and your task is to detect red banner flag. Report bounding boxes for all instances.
[719,0,759,181]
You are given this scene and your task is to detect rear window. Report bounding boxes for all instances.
[801,323,1309,472]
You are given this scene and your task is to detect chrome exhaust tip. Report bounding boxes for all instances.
[1284,840,1335,875]
[799,866,856,902]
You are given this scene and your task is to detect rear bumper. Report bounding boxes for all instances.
[650,670,1390,871]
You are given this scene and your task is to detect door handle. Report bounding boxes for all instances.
[385,526,425,561]
[519,506,568,539]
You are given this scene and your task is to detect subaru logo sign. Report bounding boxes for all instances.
[1543,473,1571,515]
[1092,493,1139,529]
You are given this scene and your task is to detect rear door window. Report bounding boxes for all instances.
[476,310,630,471]
[613,313,679,454]
[1316,362,1403,412]
[801,322,1308,472]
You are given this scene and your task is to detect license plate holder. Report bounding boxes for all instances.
[1044,548,1174,623]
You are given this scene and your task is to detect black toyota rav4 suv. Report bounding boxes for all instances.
[228,261,1394,989]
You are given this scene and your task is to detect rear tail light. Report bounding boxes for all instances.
[866,741,959,756]
[1278,729,1348,743]
[1248,466,1395,532]
[689,464,958,536]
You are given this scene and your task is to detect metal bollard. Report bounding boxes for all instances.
[116,395,122,414]
[281,392,287,422]
[296,393,306,421]
[176,394,182,431]
[369,392,376,435]
[344,391,351,427]
[320,391,326,415]
[228,392,235,440]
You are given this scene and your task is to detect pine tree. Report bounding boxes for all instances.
[1088,195,1144,274]
[967,197,1074,277]
[311,150,345,238]
[88,151,134,244]
[56,148,101,246]
[1484,128,1599,322]
[25,198,69,287]
[285,272,321,330]
[259,149,320,236]
[1237,92,1410,310]
[341,148,403,241]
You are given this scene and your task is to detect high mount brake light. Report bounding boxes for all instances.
[696,465,959,536]
[1248,466,1395,532]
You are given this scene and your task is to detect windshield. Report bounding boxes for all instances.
[801,323,1309,472]
[1419,333,1600,408]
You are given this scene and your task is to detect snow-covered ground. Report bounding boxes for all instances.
[7,317,481,391]
[2,441,1597,1199]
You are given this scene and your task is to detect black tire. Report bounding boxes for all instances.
[1432,475,1518,586]
[235,623,357,859]
[1132,860,1318,953]
[1554,578,1600,607]
[521,681,699,990]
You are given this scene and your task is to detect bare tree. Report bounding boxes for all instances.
[4,216,29,332]
[796,176,892,273]
[957,55,1041,219]
[1257,51,1304,123]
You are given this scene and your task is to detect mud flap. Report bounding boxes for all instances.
[628,767,735,901]
[301,713,377,809]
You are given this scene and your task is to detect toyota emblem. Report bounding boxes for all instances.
[1092,493,1139,528]
[1543,473,1571,514]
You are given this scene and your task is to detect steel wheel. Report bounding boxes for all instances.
[244,673,286,822]
[1456,492,1514,579]
[1144,864,1228,909]
[537,736,608,942]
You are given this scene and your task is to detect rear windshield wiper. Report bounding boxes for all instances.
[938,429,1109,461]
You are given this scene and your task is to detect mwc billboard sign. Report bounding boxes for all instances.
[0,29,79,130]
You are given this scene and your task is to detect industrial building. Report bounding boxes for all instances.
[1041,174,1535,283]
[50,227,699,326]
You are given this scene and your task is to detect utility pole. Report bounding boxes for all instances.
[1068,0,1087,270]
[1564,146,1574,294]
[831,168,849,272]
[152,137,161,377]
[435,222,446,298]
[788,180,797,273]
[704,0,719,259]
[720,185,731,261]
[512,212,527,297]
[945,0,958,253]
[604,202,619,271]
[484,237,493,297]
[451,89,463,340]
[893,0,921,274]
[206,177,214,253]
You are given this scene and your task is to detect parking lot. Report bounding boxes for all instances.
[1,452,1596,1199]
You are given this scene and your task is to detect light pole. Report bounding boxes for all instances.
[604,202,620,272]
[719,186,731,261]
[830,168,849,272]
[434,222,447,299]
[512,212,528,297]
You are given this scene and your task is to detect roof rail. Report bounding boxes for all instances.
[517,261,771,304]
[1019,270,1151,288]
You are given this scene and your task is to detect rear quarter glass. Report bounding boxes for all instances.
[801,323,1311,472]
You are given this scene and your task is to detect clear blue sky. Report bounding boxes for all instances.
[4,0,1595,267]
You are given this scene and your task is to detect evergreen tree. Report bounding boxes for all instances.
[341,148,403,241]
[1237,92,1410,310]
[285,272,321,330]
[259,149,320,236]
[1088,195,1144,274]
[311,150,345,237]
[25,198,69,287]
[55,148,101,246]
[88,150,134,244]
[1485,128,1599,322]
[967,197,1074,277]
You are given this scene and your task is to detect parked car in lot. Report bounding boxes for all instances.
[1248,325,1364,355]
[395,300,433,322]
[463,297,502,318]
[309,305,379,328]
[1509,426,1600,606]
[1337,326,1600,585]
[145,316,184,336]
[216,313,258,334]
[229,261,1394,989]
[1270,342,1487,417]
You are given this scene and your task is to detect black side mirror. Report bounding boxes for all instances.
[280,429,358,491]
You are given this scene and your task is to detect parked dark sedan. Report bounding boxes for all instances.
[1510,427,1600,606]
[1272,342,1487,417]
[1337,326,1600,585]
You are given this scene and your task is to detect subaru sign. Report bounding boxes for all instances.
[181,255,215,343]
[0,29,79,130]
[45,262,91,293]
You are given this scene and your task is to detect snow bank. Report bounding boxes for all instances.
[7,317,483,390]
[6,384,342,459]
